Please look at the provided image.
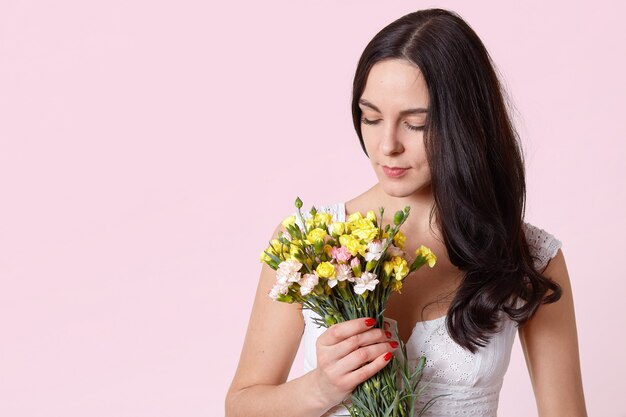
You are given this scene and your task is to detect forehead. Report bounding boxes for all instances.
[361,58,429,109]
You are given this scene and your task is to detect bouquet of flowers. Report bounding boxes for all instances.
[260,197,447,417]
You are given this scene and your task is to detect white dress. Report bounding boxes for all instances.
[295,202,563,417]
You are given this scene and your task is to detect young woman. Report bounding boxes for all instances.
[226,8,587,417]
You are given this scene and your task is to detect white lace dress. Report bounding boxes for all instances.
[295,202,563,417]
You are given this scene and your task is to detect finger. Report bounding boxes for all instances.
[343,350,394,387]
[318,317,377,346]
[330,327,392,360]
[336,342,398,375]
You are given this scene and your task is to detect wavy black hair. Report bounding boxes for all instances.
[351,8,562,353]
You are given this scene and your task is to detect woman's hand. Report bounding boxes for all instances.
[312,317,398,407]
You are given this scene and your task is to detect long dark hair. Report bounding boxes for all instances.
[351,8,562,353]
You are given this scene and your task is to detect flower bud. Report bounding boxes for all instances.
[393,211,404,226]
[350,257,362,277]
[295,197,303,209]
[363,381,371,393]
[276,293,294,303]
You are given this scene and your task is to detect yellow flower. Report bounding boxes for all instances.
[260,238,290,262]
[340,235,367,256]
[366,210,377,223]
[415,245,437,267]
[330,222,346,236]
[289,243,304,258]
[383,260,394,277]
[305,217,315,230]
[391,279,403,292]
[392,256,409,280]
[350,218,379,242]
[282,215,296,228]
[314,212,333,228]
[307,228,327,244]
[393,231,406,249]
[347,211,364,222]
[323,244,333,257]
[350,240,367,257]
[290,238,303,247]
[316,261,336,278]
[269,239,287,255]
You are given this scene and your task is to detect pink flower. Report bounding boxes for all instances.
[276,260,303,284]
[268,281,290,300]
[335,263,354,283]
[330,245,352,262]
[298,273,319,296]
[387,244,404,257]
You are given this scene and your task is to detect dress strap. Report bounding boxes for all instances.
[522,222,563,271]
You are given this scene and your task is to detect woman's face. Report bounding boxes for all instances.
[359,58,431,200]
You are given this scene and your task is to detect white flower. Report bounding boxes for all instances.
[268,281,290,300]
[276,260,303,284]
[353,271,379,295]
[364,239,384,262]
[280,230,292,242]
[335,263,354,283]
[298,273,319,296]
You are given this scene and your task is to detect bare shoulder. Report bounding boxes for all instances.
[227,219,305,395]
[518,248,589,416]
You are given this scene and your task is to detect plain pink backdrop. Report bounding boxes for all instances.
[1,1,624,416]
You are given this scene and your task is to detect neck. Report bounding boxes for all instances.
[370,183,438,233]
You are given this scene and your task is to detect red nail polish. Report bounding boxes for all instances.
[364,318,376,327]
[385,331,392,339]
[389,341,398,348]
[383,352,393,361]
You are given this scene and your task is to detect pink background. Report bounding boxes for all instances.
[1,1,624,416]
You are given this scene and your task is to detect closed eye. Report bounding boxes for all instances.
[361,117,379,125]
[361,117,424,131]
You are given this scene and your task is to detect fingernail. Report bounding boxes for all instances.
[389,341,399,348]
[383,352,393,361]
[385,331,392,339]
[384,322,390,330]
[365,318,376,327]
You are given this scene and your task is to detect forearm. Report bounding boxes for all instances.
[225,370,336,417]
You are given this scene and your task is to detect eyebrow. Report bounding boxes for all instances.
[358,98,428,115]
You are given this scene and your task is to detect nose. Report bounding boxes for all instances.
[380,123,404,156]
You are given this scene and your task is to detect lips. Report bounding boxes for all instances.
[382,165,409,178]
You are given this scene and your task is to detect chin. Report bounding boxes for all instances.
[379,176,432,199]
[379,181,417,197]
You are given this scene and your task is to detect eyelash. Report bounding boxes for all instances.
[360,117,424,131]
